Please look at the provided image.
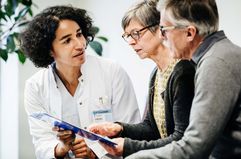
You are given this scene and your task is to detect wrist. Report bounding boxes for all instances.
[113,122,124,137]
[87,149,96,159]
[54,143,69,159]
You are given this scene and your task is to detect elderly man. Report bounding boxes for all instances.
[126,0,241,158]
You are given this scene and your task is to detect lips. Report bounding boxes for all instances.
[73,52,84,58]
[134,49,141,53]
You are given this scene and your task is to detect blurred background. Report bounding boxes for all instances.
[1,0,241,158]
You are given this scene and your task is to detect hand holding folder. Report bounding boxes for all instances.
[30,112,117,147]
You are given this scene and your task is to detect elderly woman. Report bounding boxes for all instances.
[89,0,195,158]
[20,5,140,159]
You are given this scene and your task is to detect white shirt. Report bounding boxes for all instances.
[55,72,82,128]
[24,55,141,159]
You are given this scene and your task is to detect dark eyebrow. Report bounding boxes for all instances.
[59,28,81,41]
[76,28,81,33]
[59,34,71,41]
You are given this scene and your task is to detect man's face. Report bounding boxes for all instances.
[160,10,190,59]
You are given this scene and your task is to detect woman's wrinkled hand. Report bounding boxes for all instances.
[88,122,123,137]
[99,137,124,156]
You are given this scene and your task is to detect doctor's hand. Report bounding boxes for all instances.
[71,138,96,159]
[88,122,123,137]
[99,137,124,156]
[53,127,75,158]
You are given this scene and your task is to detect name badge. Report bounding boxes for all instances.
[92,109,113,123]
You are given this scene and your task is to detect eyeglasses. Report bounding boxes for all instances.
[159,25,187,37]
[122,24,157,43]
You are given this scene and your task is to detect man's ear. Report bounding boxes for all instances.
[186,25,197,41]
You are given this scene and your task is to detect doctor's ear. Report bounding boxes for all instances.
[186,26,197,41]
[50,51,54,57]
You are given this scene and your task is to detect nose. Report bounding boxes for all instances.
[127,38,137,45]
[74,37,86,49]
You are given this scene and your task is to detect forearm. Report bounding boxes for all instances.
[123,133,183,157]
[120,121,159,141]
[54,142,73,159]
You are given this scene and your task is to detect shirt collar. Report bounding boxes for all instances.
[80,56,88,80]
[51,61,84,84]
[192,30,227,65]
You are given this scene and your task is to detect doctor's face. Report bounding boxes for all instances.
[51,19,87,67]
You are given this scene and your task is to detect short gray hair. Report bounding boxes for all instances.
[122,0,160,33]
[157,0,219,36]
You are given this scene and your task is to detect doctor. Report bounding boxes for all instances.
[21,5,140,159]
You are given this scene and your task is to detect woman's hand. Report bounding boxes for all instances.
[88,122,123,137]
[53,127,75,158]
[100,137,124,156]
[71,138,96,159]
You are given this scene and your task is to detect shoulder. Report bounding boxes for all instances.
[25,67,50,87]
[85,55,121,70]
[175,60,195,70]
[84,55,129,80]
[168,60,195,86]
[173,60,195,76]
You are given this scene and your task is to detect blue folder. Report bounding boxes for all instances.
[30,112,117,147]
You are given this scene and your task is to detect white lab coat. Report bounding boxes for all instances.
[24,55,140,159]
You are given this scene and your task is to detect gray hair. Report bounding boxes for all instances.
[157,0,219,36]
[122,0,160,33]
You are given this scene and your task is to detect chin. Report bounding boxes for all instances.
[73,57,85,66]
[78,54,86,62]
[79,57,86,65]
[139,55,146,59]
[137,53,147,59]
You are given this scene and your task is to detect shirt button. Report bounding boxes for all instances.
[79,102,82,105]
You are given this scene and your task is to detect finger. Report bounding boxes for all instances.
[58,133,75,145]
[58,135,73,142]
[73,147,92,158]
[57,130,73,135]
[53,126,66,131]
[72,138,85,144]
[52,126,59,131]
[73,146,88,154]
[89,128,99,134]
[57,131,74,140]
[89,127,102,135]
[74,152,88,158]
[71,139,86,151]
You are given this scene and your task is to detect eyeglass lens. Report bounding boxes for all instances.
[123,24,157,42]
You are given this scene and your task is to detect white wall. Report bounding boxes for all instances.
[217,0,241,46]
[0,55,19,159]
[1,0,241,159]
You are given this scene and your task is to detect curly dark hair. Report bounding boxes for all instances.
[20,5,95,68]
